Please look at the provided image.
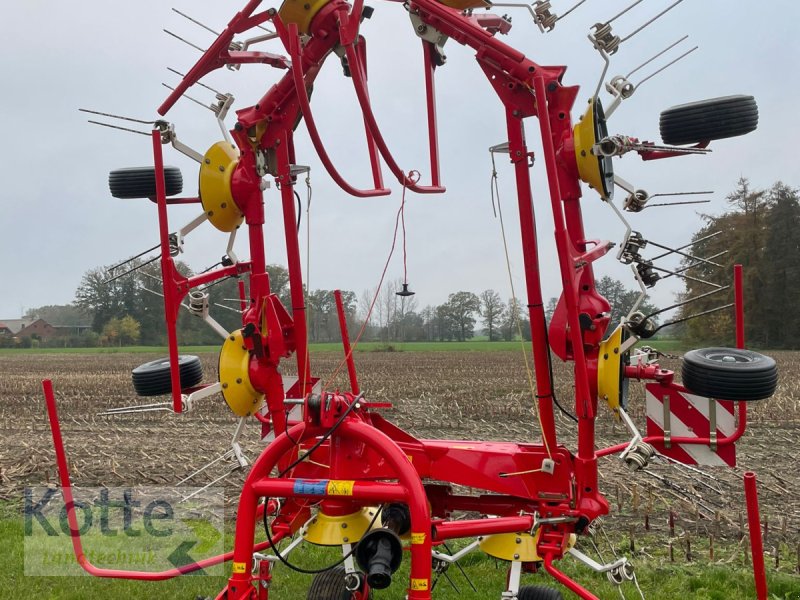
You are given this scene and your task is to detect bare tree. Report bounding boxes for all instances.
[479,289,505,341]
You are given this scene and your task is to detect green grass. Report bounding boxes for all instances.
[0,339,695,356]
[3,505,798,599]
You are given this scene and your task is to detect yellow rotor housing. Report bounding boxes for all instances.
[597,324,625,420]
[479,531,576,562]
[302,508,379,546]
[573,98,613,200]
[278,0,332,35]
[199,141,244,233]
[219,329,264,417]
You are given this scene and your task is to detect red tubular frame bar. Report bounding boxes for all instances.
[42,379,287,580]
[744,472,768,599]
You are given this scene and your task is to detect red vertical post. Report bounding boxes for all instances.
[744,472,768,599]
[334,289,360,395]
[151,130,183,413]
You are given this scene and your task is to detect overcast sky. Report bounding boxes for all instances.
[1,1,798,323]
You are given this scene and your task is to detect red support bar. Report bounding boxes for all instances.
[432,516,534,540]
[42,379,286,580]
[543,555,600,600]
[151,131,184,413]
[744,472,768,600]
[334,289,360,395]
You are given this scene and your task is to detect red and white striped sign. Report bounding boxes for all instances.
[645,383,737,467]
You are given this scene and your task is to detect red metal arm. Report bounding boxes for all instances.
[283,21,391,198]
[42,379,286,580]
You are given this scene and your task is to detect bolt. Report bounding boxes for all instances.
[343,536,349,542]
[205,158,211,165]
[219,165,225,172]
[229,335,236,341]
[342,523,348,528]
[547,81,558,92]
[236,378,243,384]
[514,553,520,560]
[304,2,311,8]
[516,537,521,544]
[222,383,229,389]
[208,211,214,217]
[221,202,227,209]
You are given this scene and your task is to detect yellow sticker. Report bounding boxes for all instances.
[411,532,426,545]
[232,561,247,574]
[406,454,414,462]
[410,578,430,591]
[326,480,355,496]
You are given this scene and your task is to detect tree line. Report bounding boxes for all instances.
[678,178,800,348]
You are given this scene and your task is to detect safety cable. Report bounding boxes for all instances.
[263,499,383,575]
[323,172,419,390]
[489,153,552,459]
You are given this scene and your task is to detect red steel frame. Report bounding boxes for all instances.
[41,2,754,599]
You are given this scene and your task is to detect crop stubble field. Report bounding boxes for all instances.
[1,349,799,577]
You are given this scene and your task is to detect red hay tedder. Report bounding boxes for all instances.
[44,1,778,598]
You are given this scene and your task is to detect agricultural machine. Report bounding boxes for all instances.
[44,0,779,598]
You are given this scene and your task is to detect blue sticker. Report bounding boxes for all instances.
[293,479,328,496]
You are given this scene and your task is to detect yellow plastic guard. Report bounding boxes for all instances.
[597,324,624,419]
[199,141,243,233]
[573,98,613,199]
[303,507,378,546]
[219,330,264,417]
[479,531,576,561]
[278,0,332,35]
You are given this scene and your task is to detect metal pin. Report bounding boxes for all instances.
[171,8,220,36]
[163,29,206,52]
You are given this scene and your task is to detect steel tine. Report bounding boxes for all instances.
[108,243,162,271]
[555,0,591,22]
[176,450,235,486]
[645,239,723,268]
[661,251,727,279]
[650,231,722,261]
[442,541,478,592]
[648,264,723,288]
[626,35,688,78]
[621,0,687,43]
[162,83,215,112]
[645,199,710,209]
[163,29,206,52]
[79,108,155,125]
[214,303,244,314]
[103,255,160,284]
[167,67,224,96]
[171,8,220,36]
[635,44,698,89]
[180,467,240,503]
[649,190,713,199]
[644,285,730,320]
[653,303,734,334]
[605,0,647,26]
[86,120,150,137]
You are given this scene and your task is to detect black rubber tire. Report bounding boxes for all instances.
[307,566,368,600]
[681,347,777,401]
[518,584,564,600]
[131,355,203,397]
[659,95,758,146]
[109,166,183,199]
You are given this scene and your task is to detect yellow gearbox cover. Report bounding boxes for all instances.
[278,0,332,35]
[199,141,243,233]
[573,99,613,200]
[219,329,264,417]
[303,507,379,546]
[479,531,576,562]
[597,324,624,419]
